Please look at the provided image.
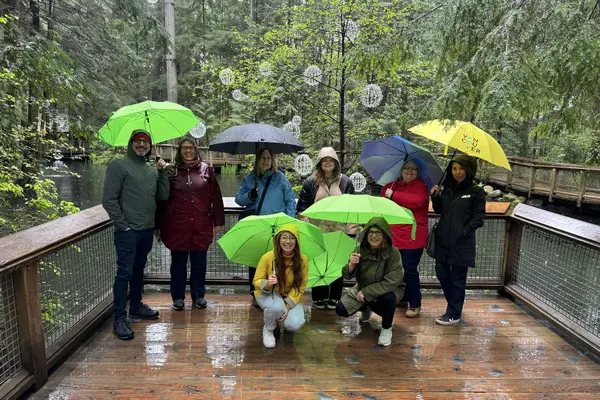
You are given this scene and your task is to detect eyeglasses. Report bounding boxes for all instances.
[367,230,383,237]
[132,138,150,144]
[182,146,195,151]
[280,235,296,242]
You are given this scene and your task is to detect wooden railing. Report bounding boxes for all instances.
[1,199,599,398]
[153,144,245,166]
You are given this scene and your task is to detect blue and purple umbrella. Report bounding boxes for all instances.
[360,136,443,190]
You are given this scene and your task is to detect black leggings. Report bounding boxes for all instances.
[336,292,397,329]
[311,276,343,301]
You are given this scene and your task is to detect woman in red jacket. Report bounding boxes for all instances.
[380,159,429,318]
[157,139,225,310]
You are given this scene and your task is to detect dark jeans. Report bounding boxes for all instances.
[399,248,424,308]
[336,291,397,329]
[113,228,154,321]
[249,266,256,296]
[170,250,208,302]
[311,276,343,301]
[435,260,469,319]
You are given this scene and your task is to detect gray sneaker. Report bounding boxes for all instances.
[129,303,159,322]
[195,297,207,309]
[172,299,184,310]
[435,314,461,325]
[113,319,134,340]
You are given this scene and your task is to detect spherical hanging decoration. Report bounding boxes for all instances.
[292,115,302,125]
[350,172,367,193]
[219,68,235,86]
[303,65,322,87]
[189,122,206,138]
[345,20,359,42]
[232,89,247,101]
[146,0,158,4]
[294,154,313,176]
[76,94,84,102]
[360,84,383,108]
[282,122,300,138]
[259,62,272,77]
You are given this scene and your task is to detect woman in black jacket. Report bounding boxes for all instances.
[430,155,485,325]
[296,147,355,310]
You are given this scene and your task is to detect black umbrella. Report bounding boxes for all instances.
[209,123,305,155]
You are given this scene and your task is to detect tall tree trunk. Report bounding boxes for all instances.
[338,13,346,169]
[28,0,40,126]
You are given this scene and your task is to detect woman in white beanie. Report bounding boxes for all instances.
[296,147,355,310]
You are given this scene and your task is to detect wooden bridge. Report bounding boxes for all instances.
[481,157,600,206]
[1,199,599,398]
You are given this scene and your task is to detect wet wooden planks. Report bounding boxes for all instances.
[28,293,600,399]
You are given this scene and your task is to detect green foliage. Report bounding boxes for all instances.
[220,164,238,176]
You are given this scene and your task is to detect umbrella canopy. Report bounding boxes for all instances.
[99,101,200,146]
[408,119,511,170]
[307,231,356,288]
[300,194,416,239]
[217,212,325,268]
[209,123,305,155]
[360,136,444,190]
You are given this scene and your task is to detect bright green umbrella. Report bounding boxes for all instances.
[308,231,356,288]
[99,101,200,146]
[217,213,326,268]
[300,194,417,239]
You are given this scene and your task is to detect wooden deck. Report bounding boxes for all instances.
[28,292,600,400]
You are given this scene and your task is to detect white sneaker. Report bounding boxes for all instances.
[378,327,392,346]
[359,307,372,323]
[262,326,276,348]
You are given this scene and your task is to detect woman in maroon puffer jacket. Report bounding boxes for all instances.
[380,159,429,318]
[157,139,225,310]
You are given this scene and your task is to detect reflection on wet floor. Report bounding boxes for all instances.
[29,293,600,399]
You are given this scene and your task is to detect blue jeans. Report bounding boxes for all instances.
[399,248,424,308]
[170,250,208,302]
[256,292,305,331]
[435,260,469,319]
[113,228,154,321]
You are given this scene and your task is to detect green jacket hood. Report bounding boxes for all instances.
[127,129,152,161]
[359,217,393,245]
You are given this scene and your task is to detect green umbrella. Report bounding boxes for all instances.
[300,194,417,239]
[308,231,356,288]
[217,212,326,268]
[99,101,200,146]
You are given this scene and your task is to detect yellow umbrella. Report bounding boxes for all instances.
[408,119,511,171]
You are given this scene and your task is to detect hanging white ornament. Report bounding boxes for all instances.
[189,122,206,138]
[232,89,247,101]
[360,84,383,108]
[259,62,272,77]
[282,122,301,138]
[146,0,158,4]
[345,20,359,42]
[303,65,322,87]
[294,154,313,176]
[76,94,84,102]
[219,68,235,86]
[292,115,302,125]
[350,172,367,193]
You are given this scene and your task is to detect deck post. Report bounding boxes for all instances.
[528,166,535,198]
[13,260,48,390]
[577,171,586,207]
[548,168,557,202]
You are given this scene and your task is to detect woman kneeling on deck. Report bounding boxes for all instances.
[336,217,405,347]
[253,223,308,348]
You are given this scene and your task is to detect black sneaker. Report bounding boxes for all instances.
[113,319,134,340]
[129,303,159,322]
[435,314,461,325]
[172,299,184,310]
[313,300,326,310]
[195,297,207,309]
[326,299,338,310]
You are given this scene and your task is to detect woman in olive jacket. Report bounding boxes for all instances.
[336,217,405,347]
[430,155,486,326]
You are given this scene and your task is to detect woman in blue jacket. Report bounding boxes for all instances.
[235,148,296,307]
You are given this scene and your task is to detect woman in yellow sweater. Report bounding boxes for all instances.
[253,223,308,348]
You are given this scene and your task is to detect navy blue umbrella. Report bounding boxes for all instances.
[209,123,305,155]
[360,136,444,190]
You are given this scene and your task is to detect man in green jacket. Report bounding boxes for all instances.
[336,217,405,347]
[102,130,170,340]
